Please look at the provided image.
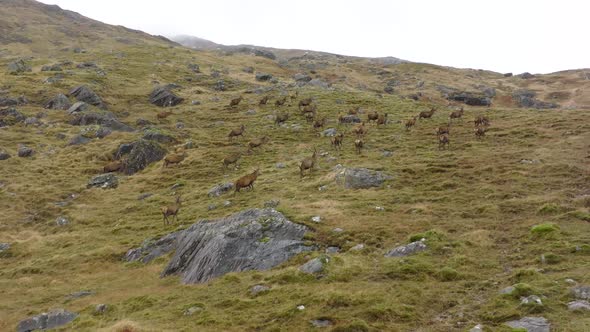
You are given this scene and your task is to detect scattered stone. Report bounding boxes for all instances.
[308,78,331,89]
[158,209,312,283]
[73,48,86,53]
[521,295,543,306]
[95,126,112,139]
[207,204,217,211]
[0,243,10,252]
[338,114,361,123]
[137,193,153,200]
[318,185,328,191]
[41,64,62,72]
[349,244,365,251]
[87,173,118,189]
[500,286,516,295]
[293,73,312,83]
[208,183,234,197]
[520,159,541,164]
[184,306,203,316]
[519,72,535,79]
[382,150,393,157]
[45,93,71,110]
[255,72,273,81]
[0,151,10,160]
[469,324,483,332]
[69,85,106,109]
[55,216,70,226]
[264,200,280,208]
[95,304,108,314]
[67,101,90,114]
[68,134,91,146]
[299,256,329,274]
[223,200,232,207]
[322,128,337,137]
[565,278,576,285]
[17,145,33,157]
[8,58,31,74]
[250,285,270,295]
[135,118,153,127]
[175,121,185,129]
[505,317,550,332]
[384,239,427,257]
[191,100,201,105]
[333,228,344,233]
[149,85,184,107]
[0,107,26,126]
[325,246,340,254]
[568,300,590,311]
[213,80,225,91]
[170,183,184,191]
[245,109,256,115]
[17,309,78,332]
[335,167,392,189]
[124,232,180,263]
[375,206,385,211]
[297,305,305,311]
[66,290,92,300]
[311,216,321,223]
[310,319,333,328]
[572,285,590,300]
[142,128,178,144]
[242,66,254,74]
[275,162,286,169]
[115,140,167,175]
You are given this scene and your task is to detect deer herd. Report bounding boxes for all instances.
[113,92,492,225]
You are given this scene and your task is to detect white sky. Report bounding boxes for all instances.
[37,0,589,74]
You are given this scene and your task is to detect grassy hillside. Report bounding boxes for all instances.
[1,1,589,331]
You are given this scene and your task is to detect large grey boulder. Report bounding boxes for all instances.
[335,167,392,189]
[255,72,273,81]
[0,151,11,160]
[568,300,590,311]
[505,317,550,332]
[293,73,312,83]
[299,256,329,274]
[17,145,33,157]
[208,183,234,197]
[142,128,178,144]
[87,173,118,189]
[0,108,26,127]
[44,94,71,110]
[69,111,133,132]
[124,231,181,263]
[17,309,78,332]
[149,85,184,107]
[155,208,311,284]
[69,85,106,109]
[384,239,427,257]
[571,285,590,300]
[513,90,558,109]
[114,139,167,175]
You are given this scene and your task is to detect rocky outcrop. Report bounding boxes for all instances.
[69,111,134,132]
[127,209,311,284]
[512,90,558,109]
[69,85,107,109]
[0,108,26,127]
[504,317,550,332]
[384,239,427,257]
[114,139,167,175]
[17,309,78,332]
[44,94,71,110]
[87,173,118,189]
[335,166,392,189]
[149,85,184,107]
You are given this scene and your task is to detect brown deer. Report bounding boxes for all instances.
[352,122,368,137]
[331,133,344,150]
[157,110,173,120]
[405,116,417,130]
[474,115,490,127]
[259,96,270,105]
[228,124,245,141]
[275,96,287,106]
[348,107,360,115]
[419,107,436,120]
[438,134,450,150]
[301,103,317,114]
[377,113,388,126]
[161,196,181,225]
[163,151,187,167]
[305,111,315,123]
[367,111,379,123]
[436,123,450,136]
[298,98,313,110]
[299,148,318,178]
[474,126,486,139]
[235,168,260,192]
[275,112,289,126]
[354,139,364,154]
[449,107,464,121]
[222,153,241,168]
[313,116,327,130]
[103,160,123,173]
[229,96,243,107]
[248,136,269,152]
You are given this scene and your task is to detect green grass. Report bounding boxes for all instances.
[0,3,590,331]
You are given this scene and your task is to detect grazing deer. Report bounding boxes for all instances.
[103,160,123,173]
[235,169,260,192]
[348,107,360,115]
[377,113,388,126]
[299,148,318,178]
[248,136,269,152]
[305,111,315,123]
[449,107,464,121]
[228,124,245,141]
[367,111,379,123]
[161,196,181,225]
[331,133,344,150]
[275,112,289,126]
[436,123,450,136]
[438,134,450,150]
[275,96,287,107]
[352,122,368,137]
[301,104,317,115]
[475,126,486,139]
[163,151,187,167]
[313,116,327,130]
[229,96,243,107]
[419,107,436,120]
[405,116,417,130]
[259,96,270,105]
[354,139,364,154]
[298,98,313,110]
[474,115,490,127]
[157,110,173,120]
[222,153,241,168]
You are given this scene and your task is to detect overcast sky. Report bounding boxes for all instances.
[38,0,589,74]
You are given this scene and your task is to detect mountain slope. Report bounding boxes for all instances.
[0,1,589,332]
